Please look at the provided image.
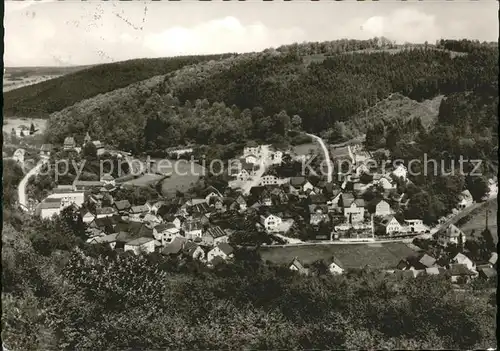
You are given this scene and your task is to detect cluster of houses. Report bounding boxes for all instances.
[286,249,497,284]
[38,132,105,158]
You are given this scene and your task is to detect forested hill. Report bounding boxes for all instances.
[44,38,498,153]
[3,54,233,118]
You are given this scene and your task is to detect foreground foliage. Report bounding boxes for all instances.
[2,221,497,350]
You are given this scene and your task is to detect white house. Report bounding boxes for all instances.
[40,198,63,220]
[243,146,262,158]
[404,219,429,233]
[386,217,403,235]
[207,243,234,262]
[153,223,181,245]
[451,253,476,273]
[236,169,252,182]
[13,149,25,163]
[245,154,259,164]
[344,199,365,223]
[327,191,342,212]
[392,164,407,181]
[355,163,370,177]
[374,199,392,216]
[270,150,283,165]
[260,214,283,233]
[87,233,118,249]
[235,195,247,211]
[182,219,203,240]
[458,190,474,209]
[124,237,156,255]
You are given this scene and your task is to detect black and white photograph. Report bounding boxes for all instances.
[2,0,498,349]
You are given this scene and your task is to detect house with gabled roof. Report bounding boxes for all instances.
[289,177,313,194]
[114,199,132,214]
[63,136,76,151]
[153,222,180,245]
[458,189,474,209]
[451,253,476,272]
[407,253,437,270]
[124,237,155,255]
[40,144,53,157]
[234,195,247,211]
[129,204,149,221]
[385,216,403,235]
[182,242,205,261]
[477,266,497,280]
[373,199,392,216]
[161,236,187,256]
[289,257,309,275]
[448,263,476,283]
[182,219,204,240]
[260,213,283,233]
[437,224,466,246]
[327,256,344,275]
[203,186,223,203]
[207,243,234,262]
[343,198,365,223]
[87,233,119,249]
[202,226,228,246]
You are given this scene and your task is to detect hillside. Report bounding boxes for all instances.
[3,55,232,118]
[345,93,444,136]
[44,39,498,154]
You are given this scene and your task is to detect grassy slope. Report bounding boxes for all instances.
[3,55,229,118]
[259,242,418,269]
[345,93,444,136]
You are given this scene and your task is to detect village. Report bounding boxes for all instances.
[14,132,498,284]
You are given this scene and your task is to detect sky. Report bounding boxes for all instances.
[4,0,499,67]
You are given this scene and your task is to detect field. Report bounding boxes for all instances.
[459,200,498,243]
[2,118,48,134]
[292,142,320,156]
[259,242,418,270]
[330,145,351,159]
[3,66,89,92]
[161,161,204,195]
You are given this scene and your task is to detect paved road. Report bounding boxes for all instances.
[306,133,333,182]
[18,159,48,211]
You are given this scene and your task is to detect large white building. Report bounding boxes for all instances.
[47,186,85,208]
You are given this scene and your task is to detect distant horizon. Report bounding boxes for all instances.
[5,1,498,66]
[4,36,498,69]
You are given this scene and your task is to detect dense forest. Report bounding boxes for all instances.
[44,39,497,154]
[3,54,232,118]
[2,214,496,350]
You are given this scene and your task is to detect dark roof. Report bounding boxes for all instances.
[418,253,436,268]
[126,237,154,246]
[154,223,169,232]
[449,264,476,276]
[191,202,211,214]
[217,242,234,256]
[204,226,227,239]
[114,200,132,211]
[290,177,306,187]
[353,198,365,207]
[478,267,497,278]
[341,193,355,207]
[162,236,187,255]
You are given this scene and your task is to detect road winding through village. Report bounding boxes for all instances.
[18,159,48,211]
[306,133,333,183]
